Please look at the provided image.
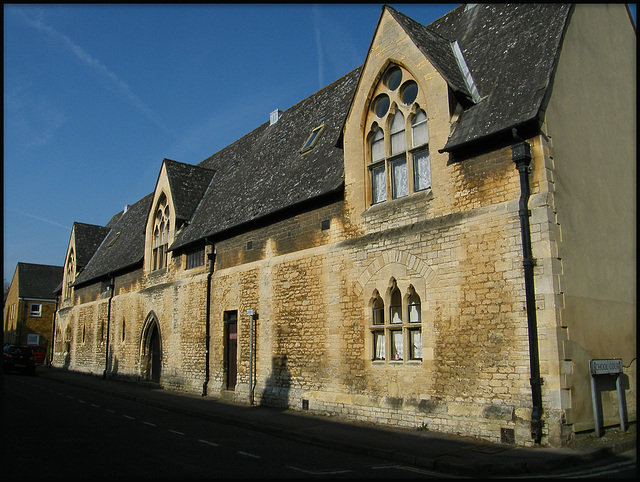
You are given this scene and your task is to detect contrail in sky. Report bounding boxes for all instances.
[7,207,71,231]
[14,8,175,138]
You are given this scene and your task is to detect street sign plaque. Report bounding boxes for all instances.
[589,358,622,375]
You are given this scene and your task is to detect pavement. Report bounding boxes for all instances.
[36,367,635,477]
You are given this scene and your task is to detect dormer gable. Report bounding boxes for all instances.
[62,222,109,300]
[343,6,451,217]
[144,159,215,273]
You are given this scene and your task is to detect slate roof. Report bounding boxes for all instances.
[72,222,111,268]
[417,3,572,151]
[16,262,63,300]
[170,66,362,251]
[73,193,153,286]
[68,4,572,286]
[162,159,216,223]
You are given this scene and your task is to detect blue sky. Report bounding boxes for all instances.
[3,4,636,285]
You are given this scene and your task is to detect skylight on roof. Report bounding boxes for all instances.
[300,124,326,154]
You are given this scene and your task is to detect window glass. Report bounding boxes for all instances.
[391,330,403,360]
[409,329,422,359]
[385,66,402,91]
[401,81,418,105]
[30,303,42,317]
[186,247,205,269]
[371,165,386,204]
[370,128,385,162]
[373,293,385,325]
[391,158,408,199]
[390,111,406,156]
[412,110,428,147]
[390,286,402,323]
[374,94,390,118]
[374,331,385,360]
[413,149,431,191]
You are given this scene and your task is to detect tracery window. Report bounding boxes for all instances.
[366,64,431,205]
[65,250,75,299]
[370,280,422,362]
[152,195,170,271]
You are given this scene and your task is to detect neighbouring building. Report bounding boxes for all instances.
[52,4,636,447]
[4,262,63,351]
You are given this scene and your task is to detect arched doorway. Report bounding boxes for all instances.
[141,313,162,383]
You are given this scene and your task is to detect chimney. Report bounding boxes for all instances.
[270,109,283,125]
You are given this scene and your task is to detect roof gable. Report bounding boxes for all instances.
[73,193,154,286]
[72,222,110,268]
[163,159,216,223]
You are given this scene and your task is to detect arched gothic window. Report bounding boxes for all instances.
[152,196,170,270]
[65,250,75,299]
[370,280,423,362]
[366,64,431,204]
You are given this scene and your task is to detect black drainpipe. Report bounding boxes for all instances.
[103,276,115,379]
[511,139,544,444]
[203,241,215,396]
[49,293,59,367]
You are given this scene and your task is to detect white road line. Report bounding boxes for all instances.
[91,404,100,408]
[287,466,351,475]
[199,439,219,447]
[169,429,185,436]
[123,415,135,420]
[144,422,156,427]
[237,451,261,459]
[106,409,115,413]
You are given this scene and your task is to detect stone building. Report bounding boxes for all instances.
[4,262,63,350]
[53,4,636,447]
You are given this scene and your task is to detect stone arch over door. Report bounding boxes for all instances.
[140,311,162,383]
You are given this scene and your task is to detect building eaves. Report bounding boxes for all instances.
[427,3,571,152]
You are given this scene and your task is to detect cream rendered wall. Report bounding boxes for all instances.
[542,4,636,431]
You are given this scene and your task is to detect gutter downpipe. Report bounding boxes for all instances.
[511,139,544,444]
[103,276,115,379]
[203,241,215,396]
[49,295,59,367]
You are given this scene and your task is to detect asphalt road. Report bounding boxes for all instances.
[3,373,452,478]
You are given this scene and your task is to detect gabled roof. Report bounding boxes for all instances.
[73,193,154,286]
[68,4,574,284]
[162,159,216,223]
[423,4,571,151]
[387,6,472,101]
[15,262,63,300]
[170,66,362,251]
[72,222,110,268]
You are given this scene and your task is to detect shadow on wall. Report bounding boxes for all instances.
[260,355,291,409]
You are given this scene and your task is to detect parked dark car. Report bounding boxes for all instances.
[3,345,37,375]
[28,345,47,365]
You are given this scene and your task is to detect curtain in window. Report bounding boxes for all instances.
[409,302,421,323]
[413,149,431,191]
[410,329,422,359]
[375,332,385,359]
[392,158,408,198]
[390,112,406,156]
[391,330,403,360]
[372,165,386,203]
